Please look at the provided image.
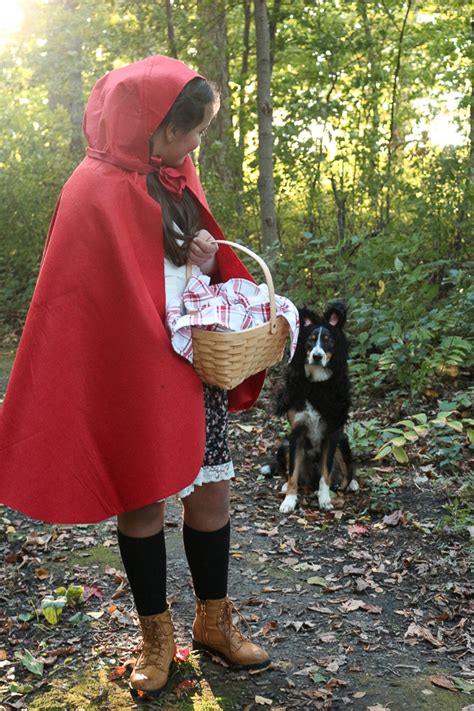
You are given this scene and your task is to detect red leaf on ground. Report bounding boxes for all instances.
[258,620,279,636]
[348,524,369,537]
[108,665,128,681]
[83,585,103,600]
[176,679,199,697]
[175,646,190,662]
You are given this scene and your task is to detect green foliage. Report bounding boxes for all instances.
[374,393,473,470]
[14,650,44,677]
[439,498,474,535]
[40,584,84,625]
[267,224,472,403]
[347,419,381,459]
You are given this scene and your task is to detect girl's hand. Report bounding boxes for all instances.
[189,229,219,273]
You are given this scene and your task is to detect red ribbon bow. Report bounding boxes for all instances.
[149,156,187,201]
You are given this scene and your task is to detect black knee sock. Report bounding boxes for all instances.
[183,520,230,600]
[117,528,167,616]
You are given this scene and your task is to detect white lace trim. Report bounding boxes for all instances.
[175,461,234,499]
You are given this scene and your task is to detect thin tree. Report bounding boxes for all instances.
[165,0,178,58]
[254,0,278,248]
[196,1,237,198]
[384,0,413,224]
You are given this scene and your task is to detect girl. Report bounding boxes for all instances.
[0,56,270,697]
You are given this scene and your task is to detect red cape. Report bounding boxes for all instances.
[0,56,264,524]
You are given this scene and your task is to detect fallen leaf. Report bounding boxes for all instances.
[34,567,49,580]
[175,646,190,662]
[8,681,35,696]
[348,524,369,537]
[307,576,328,587]
[352,691,366,698]
[429,675,456,692]
[175,679,199,697]
[453,678,474,693]
[237,424,254,433]
[255,695,273,705]
[340,599,382,614]
[108,665,128,680]
[258,620,279,636]
[83,585,103,601]
[14,650,44,677]
[69,611,90,625]
[326,676,347,688]
[86,611,104,620]
[405,623,444,648]
[383,510,407,526]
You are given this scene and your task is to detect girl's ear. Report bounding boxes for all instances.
[165,124,179,142]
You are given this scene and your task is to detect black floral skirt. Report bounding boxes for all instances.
[176,385,234,499]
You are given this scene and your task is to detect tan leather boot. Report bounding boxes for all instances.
[192,597,271,671]
[129,608,176,698]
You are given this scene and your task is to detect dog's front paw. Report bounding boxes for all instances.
[318,496,333,511]
[347,479,359,492]
[280,494,297,514]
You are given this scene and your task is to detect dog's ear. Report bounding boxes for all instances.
[323,301,347,329]
[299,307,319,327]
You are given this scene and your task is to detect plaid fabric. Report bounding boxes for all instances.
[166,275,299,363]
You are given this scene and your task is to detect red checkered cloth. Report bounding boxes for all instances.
[166,275,299,363]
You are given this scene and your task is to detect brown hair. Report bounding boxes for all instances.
[147,77,219,266]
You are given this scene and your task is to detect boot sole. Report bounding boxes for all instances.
[129,683,165,700]
[192,640,271,671]
[129,662,176,700]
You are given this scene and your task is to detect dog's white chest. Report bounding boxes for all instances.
[293,404,326,450]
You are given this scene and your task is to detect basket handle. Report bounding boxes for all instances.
[186,240,278,334]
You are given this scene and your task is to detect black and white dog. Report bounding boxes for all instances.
[270,301,358,513]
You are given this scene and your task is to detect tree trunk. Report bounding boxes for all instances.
[254,0,278,248]
[236,0,252,204]
[384,0,412,224]
[196,0,239,206]
[165,0,178,58]
[331,173,347,244]
[454,19,473,255]
[357,0,382,224]
[269,0,282,70]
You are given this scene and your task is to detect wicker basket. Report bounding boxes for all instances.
[186,240,290,390]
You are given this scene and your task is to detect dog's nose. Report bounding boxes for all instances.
[310,352,322,362]
[332,483,341,492]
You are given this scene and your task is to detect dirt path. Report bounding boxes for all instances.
[0,369,472,710]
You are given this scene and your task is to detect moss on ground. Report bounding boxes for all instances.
[67,543,122,571]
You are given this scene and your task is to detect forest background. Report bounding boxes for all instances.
[0,0,472,458]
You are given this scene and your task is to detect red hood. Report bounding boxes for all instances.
[84,55,200,174]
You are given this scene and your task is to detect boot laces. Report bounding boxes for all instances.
[219,599,251,652]
[136,618,173,671]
